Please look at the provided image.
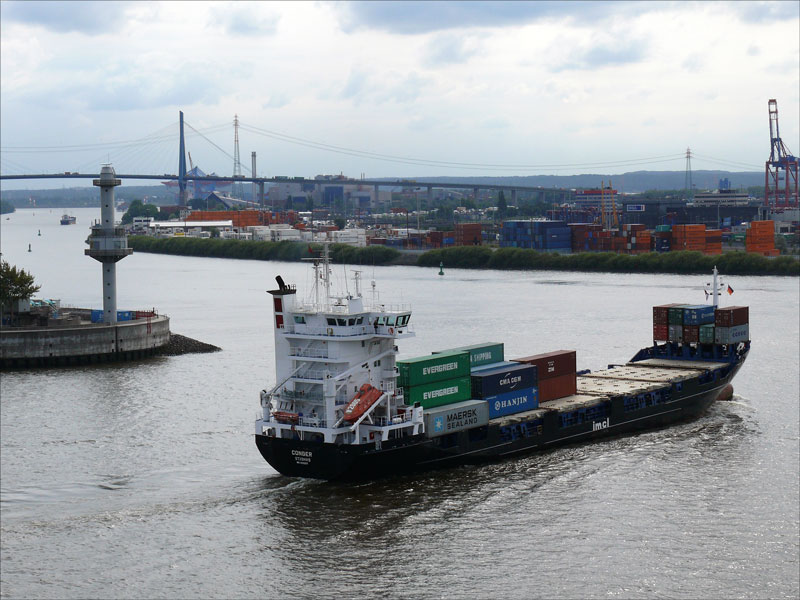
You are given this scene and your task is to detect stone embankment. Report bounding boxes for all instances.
[157,333,221,356]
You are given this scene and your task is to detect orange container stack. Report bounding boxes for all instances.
[745,220,778,256]
[671,224,706,252]
[704,229,723,255]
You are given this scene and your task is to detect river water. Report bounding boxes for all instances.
[1,207,798,599]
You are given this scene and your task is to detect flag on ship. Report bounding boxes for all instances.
[727,285,734,295]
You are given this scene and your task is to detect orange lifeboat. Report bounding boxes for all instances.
[343,384,384,424]
[272,411,300,424]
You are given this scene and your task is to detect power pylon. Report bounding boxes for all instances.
[233,114,243,199]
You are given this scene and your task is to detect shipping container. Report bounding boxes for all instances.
[91,309,103,323]
[715,306,749,327]
[402,376,472,409]
[485,387,538,418]
[423,399,489,438]
[398,351,470,388]
[653,323,669,341]
[653,303,683,326]
[683,325,700,343]
[538,374,577,403]
[433,342,504,369]
[512,350,576,380]
[668,324,683,342]
[699,324,715,344]
[714,324,750,344]
[682,305,715,326]
[471,363,537,399]
[117,310,133,322]
[668,305,690,325]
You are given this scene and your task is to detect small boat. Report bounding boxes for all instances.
[60,214,76,225]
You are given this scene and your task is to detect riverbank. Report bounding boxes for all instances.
[128,237,799,276]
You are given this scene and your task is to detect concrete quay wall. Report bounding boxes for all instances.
[0,316,171,368]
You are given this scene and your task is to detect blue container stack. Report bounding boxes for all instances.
[500,220,570,251]
[470,361,539,418]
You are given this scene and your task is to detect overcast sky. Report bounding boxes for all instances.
[1,1,798,189]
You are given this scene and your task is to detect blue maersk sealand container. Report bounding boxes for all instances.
[484,387,539,418]
[471,363,537,399]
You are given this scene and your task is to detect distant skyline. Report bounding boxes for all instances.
[1,1,798,190]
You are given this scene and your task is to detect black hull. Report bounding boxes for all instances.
[256,355,746,481]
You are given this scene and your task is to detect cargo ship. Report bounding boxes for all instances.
[60,214,76,225]
[254,248,750,480]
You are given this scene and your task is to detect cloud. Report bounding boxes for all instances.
[340,69,369,101]
[554,39,649,71]
[263,93,289,109]
[0,1,134,34]
[338,1,655,34]
[212,5,279,36]
[424,35,480,66]
[730,1,800,23]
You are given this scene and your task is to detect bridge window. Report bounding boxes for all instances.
[293,316,305,324]
[348,318,355,326]
[356,317,364,325]
[396,314,410,327]
[326,317,336,326]
[385,316,395,326]
[337,318,346,326]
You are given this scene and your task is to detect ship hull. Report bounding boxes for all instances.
[256,354,746,480]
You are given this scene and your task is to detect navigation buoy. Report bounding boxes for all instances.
[438,261,444,276]
[38,229,41,236]
[28,243,32,252]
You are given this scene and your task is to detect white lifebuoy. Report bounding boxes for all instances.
[388,327,394,335]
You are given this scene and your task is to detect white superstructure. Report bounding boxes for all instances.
[255,244,423,444]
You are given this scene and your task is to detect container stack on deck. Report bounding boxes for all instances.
[745,220,777,256]
[652,303,749,345]
[511,350,577,402]
[398,351,472,409]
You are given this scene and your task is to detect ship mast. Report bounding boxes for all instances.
[712,265,720,308]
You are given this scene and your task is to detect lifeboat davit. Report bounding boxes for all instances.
[343,384,384,424]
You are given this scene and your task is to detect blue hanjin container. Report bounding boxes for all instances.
[471,363,537,399]
[484,387,538,418]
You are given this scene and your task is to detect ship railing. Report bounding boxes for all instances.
[364,302,412,313]
[297,367,347,380]
[289,346,334,359]
[275,389,324,403]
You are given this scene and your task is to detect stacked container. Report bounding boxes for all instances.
[714,306,750,344]
[471,362,539,418]
[652,303,684,342]
[433,342,504,369]
[653,226,671,253]
[455,223,483,246]
[671,224,706,252]
[512,350,577,403]
[704,229,723,255]
[398,351,472,409]
[500,220,570,252]
[681,305,715,344]
[745,221,778,256]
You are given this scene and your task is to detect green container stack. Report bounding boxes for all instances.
[668,305,689,325]
[432,342,504,369]
[699,324,715,344]
[398,351,472,408]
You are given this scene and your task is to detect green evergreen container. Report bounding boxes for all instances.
[397,351,470,388]
[433,342,504,369]
[655,225,672,232]
[699,324,715,344]
[402,376,472,409]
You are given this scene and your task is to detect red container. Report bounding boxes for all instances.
[538,374,578,402]
[653,303,683,325]
[683,325,700,343]
[512,350,576,380]
[653,323,669,341]
[715,306,749,327]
